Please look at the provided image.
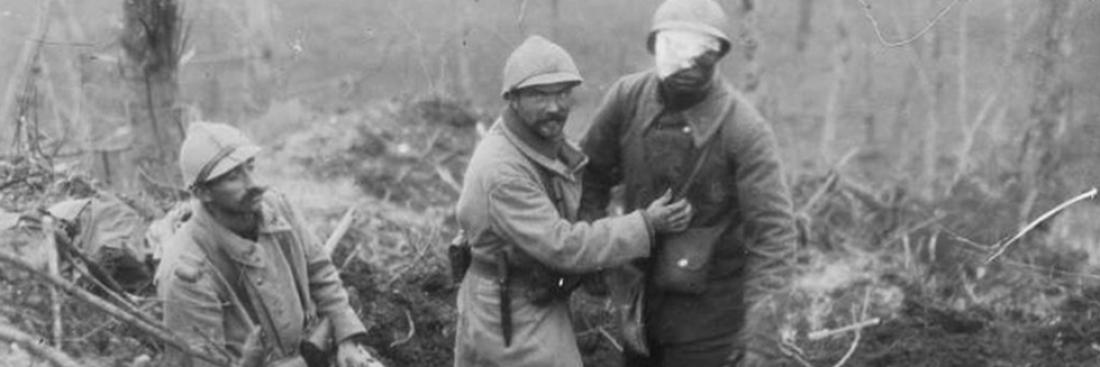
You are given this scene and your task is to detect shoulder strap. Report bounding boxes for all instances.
[190,233,258,330]
[266,193,317,321]
[673,98,735,199]
[673,125,721,199]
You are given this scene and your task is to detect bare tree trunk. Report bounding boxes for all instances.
[794,0,814,53]
[454,0,476,102]
[738,0,761,101]
[550,0,561,40]
[1,0,54,157]
[118,0,184,196]
[921,25,944,199]
[1018,0,1075,221]
[819,0,850,162]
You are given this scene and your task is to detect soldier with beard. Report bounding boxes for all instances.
[157,122,384,367]
[452,35,693,367]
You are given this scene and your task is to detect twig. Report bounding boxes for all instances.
[385,3,435,92]
[0,323,90,367]
[596,326,623,352]
[44,217,63,347]
[881,213,945,247]
[0,249,229,367]
[434,164,462,194]
[385,228,436,288]
[389,308,415,347]
[797,148,860,215]
[985,187,1099,263]
[324,206,357,254]
[807,318,881,341]
[778,340,815,367]
[831,288,873,367]
[854,0,964,48]
[830,325,861,367]
[516,0,530,29]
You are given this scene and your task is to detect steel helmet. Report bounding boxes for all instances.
[647,0,731,55]
[178,122,261,188]
[500,35,583,98]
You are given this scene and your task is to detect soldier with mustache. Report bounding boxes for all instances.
[157,122,384,367]
[452,35,693,367]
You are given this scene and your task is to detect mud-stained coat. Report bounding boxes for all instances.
[453,113,654,367]
[156,192,366,367]
[580,70,797,356]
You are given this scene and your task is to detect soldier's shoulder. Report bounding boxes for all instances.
[156,228,212,286]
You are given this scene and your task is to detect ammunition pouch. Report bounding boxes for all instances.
[468,258,580,305]
[524,265,582,306]
[448,234,472,285]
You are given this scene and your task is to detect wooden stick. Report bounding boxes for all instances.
[389,308,416,347]
[807,318,881,341]
[323,206,357,254]
[0,249,229,367]
[43,217,63,348]
[986,187,1098,263]
[0,323,90,367]
[596,326,623,353]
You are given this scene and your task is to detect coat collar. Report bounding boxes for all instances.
[190,195,293,268]
[638,70,736,147]
[494,110,588,182]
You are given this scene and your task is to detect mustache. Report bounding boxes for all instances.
[539,112,568,124]
[242,186,268,202]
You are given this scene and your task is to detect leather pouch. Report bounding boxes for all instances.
[448,237,472,285]
[653,224,726,294]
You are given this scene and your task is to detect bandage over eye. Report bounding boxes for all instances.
[654,30,722,79]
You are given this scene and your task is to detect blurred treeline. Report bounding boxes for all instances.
[1,0,1098,206]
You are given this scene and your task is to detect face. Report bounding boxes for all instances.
[661,49,721,94]
[196,158,266,215]
[509,82,576,141]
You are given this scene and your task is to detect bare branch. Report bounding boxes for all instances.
[596,326,623,352]
[986,187,1099,263]
[807,318,881,341]
[389,308,416,347]
[0,249,230,367]
[324,206,358,254]
[854,0,964,48]
[0,323,90,367]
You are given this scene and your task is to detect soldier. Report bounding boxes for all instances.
[453,35,693,367]
[157,122,384,367]
[580,0,799,366]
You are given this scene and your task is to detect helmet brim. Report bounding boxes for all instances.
[202,145,262,184]
[506,72,583,97]
[647,22,731,55]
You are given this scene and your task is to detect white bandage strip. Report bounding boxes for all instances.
[654,29,721,79]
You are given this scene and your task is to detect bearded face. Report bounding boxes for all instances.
[509,82,577,142]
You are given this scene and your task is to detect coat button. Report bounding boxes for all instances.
[682,126,692,134]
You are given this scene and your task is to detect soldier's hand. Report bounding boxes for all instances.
[235,328,264,367]
[336,340,386,367]
[644,190,693,234]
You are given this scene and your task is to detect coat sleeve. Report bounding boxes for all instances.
[159,263,233,367]
[488,171,651,274]
[579,79,628,222]
[267,193,368,343]
[287,206,369,343]
[730,117,798,356]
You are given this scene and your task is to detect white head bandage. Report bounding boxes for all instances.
[654,29,722,79]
